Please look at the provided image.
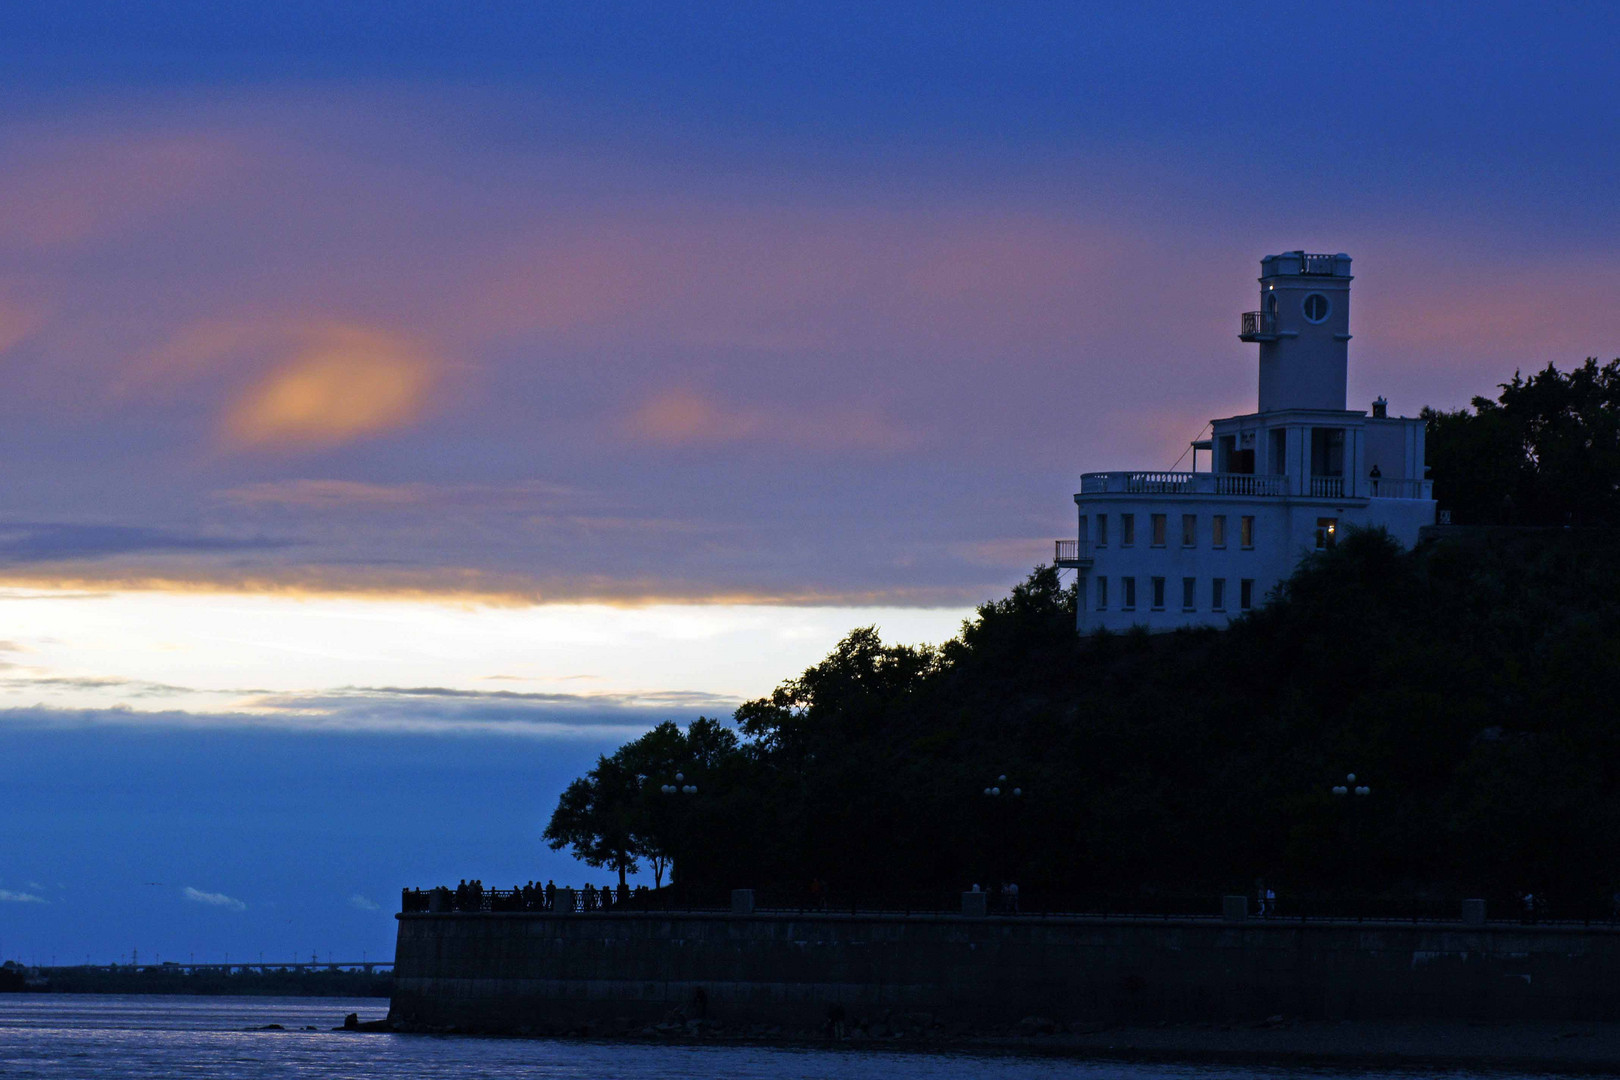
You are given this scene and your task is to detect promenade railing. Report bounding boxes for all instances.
[402,886,1620,926]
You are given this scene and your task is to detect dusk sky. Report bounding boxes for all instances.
[2,4,1618,963]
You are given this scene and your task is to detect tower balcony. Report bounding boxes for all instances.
[1238,310,1277,342]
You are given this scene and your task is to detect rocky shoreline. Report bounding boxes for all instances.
[368,1014,1620,1072]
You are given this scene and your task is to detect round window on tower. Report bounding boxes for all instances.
[1303,293,1331,323]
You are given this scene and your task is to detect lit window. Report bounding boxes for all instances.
[1240,515,1255,549]
[1096,514,1108,547]
[1122,577,1136,610]
[1182,577,1196,611]
[1240,578,1254,611]
[1150,576,1166,611]
[1212,578,1226,611]
[1150,514,1167,547]
[1121,514,1135,547]
[1315,517,1338,550]
[1096,576,1108,610]
[1181,514,1196,547]
[1212,515,1227,548]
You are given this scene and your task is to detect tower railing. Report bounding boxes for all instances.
[1298,253,1341,274]
[1240,310,1276,338]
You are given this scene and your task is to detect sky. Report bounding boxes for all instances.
[1,2,1618,963]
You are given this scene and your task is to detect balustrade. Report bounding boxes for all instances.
[1309,477,1346,499]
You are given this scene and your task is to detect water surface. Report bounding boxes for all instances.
[0,995,1581,1078]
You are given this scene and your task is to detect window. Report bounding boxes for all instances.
[1150,514,1167,547]
[1240,515,1255,549]
[1095,514,1108,547]
[1181,514,1196,548]
[1240,578,1254,611]
[1303,292,1331,323]
[1122,577,1136,610]
[1096,576,1108,610]
[1121,514,1135,547]
[1212,515,1227,548]
[1316,517,1338,550]
[1150,576,1166,611]
[1212,578,1226,611]
[1182,577,1196,611]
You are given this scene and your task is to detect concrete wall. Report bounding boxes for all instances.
[391,911,1620,1033]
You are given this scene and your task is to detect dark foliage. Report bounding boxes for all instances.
[549,529,1620,913]
[1425,358,1620,526]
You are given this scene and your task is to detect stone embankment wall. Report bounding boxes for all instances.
[390,910,1620,1033]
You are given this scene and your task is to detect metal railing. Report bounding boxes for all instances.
[1240,310,1276,337]
[400,885,1620,927]
[1054,539,1091,565]
[1298,252,1341,275]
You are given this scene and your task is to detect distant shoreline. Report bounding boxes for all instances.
[11,968,390,998]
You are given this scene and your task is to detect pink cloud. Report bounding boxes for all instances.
[0,130,244,249]
[620,388,914,451]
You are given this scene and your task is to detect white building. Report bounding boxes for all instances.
[1057,251,1435,631]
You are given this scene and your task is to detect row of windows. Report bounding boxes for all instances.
[1086,512,1254,550]
[1092,576,1254,614]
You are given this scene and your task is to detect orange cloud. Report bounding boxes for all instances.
[624,390,760,444]
[223,326,438,450]
[621,389,914,451]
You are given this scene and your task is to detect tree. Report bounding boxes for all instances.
[542,753,643,888]
[542,718,741,888]
[1426,358,1620,525]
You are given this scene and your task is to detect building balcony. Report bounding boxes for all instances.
[1367,477,1432,499]
[1077,471,1433,501]
[1238,310,1278,342]
[1054,539,1092,568]
[1080,471,1288,497]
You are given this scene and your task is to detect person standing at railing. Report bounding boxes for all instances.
[544,880,556,911]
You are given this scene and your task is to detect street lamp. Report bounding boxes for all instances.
[1331,772,1370,797]
[983,774,1023,798]
[660,771,698,796]
[982,776,1026,909]
[654,771,699,894]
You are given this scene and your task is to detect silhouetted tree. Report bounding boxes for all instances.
[1426,358,1620,525]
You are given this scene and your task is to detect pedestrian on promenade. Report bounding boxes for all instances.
[544,880,556,911]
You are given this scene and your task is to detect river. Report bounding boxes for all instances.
[0,995,1586,1078]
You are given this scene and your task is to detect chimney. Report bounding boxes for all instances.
[1372,396,1388,419]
